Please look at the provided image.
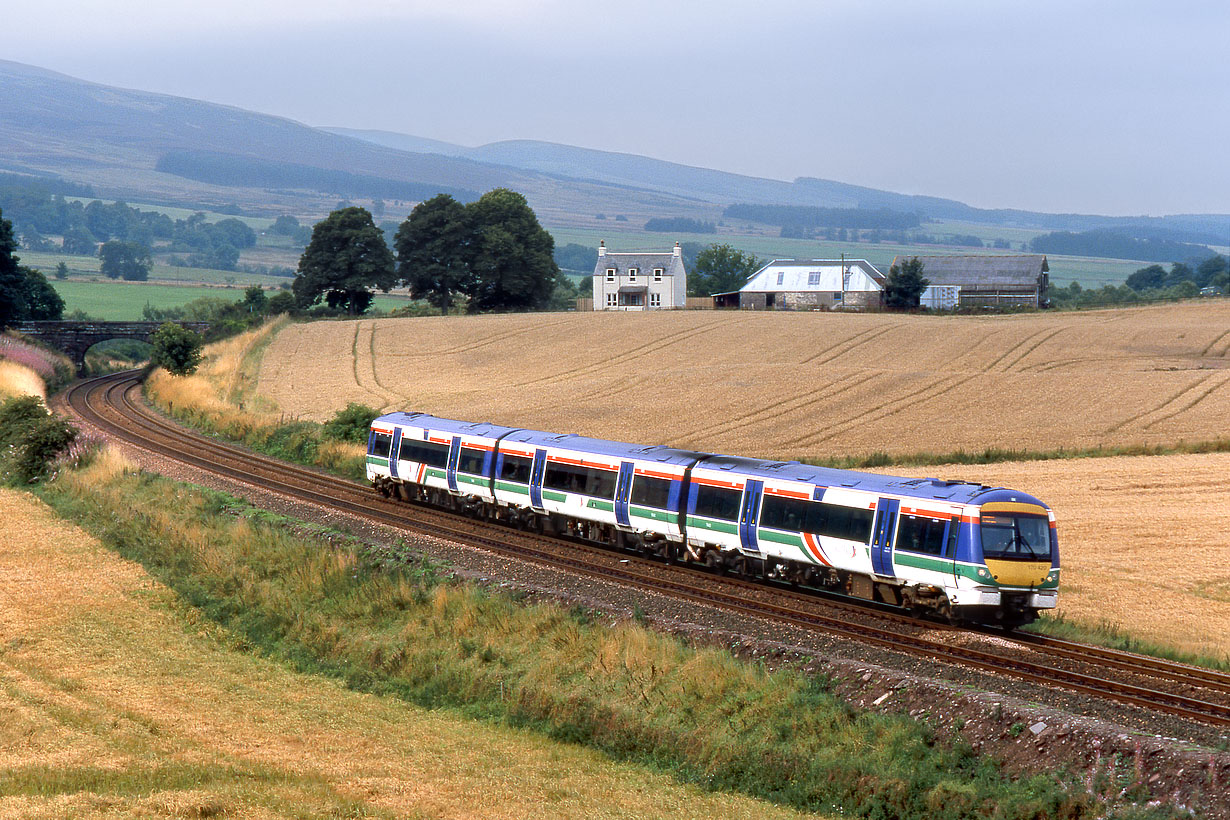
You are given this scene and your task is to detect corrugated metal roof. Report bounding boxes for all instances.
[889,255,1048,288]
[741,259,884,293]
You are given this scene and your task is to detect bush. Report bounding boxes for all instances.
[0,394,78,483]
[150,322,204,376]
[323,402,379,444]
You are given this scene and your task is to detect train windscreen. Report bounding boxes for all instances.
[979,513,1050,561]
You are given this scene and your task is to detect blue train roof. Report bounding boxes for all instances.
[375,413,1044,508]
[374,412,522,440]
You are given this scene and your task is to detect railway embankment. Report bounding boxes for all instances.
[23,450,1207,820]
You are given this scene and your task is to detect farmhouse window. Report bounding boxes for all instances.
[606,293,618,307]
[808,272,821,286]
[628,267,638,278]
[606,268,616,281]
[776,272,785,286]
[649,293,661,307]
[653,268,664,281]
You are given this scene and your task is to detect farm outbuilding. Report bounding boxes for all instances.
[591,242,688,310]
[893,254,1050,308]
[728,259,885,311]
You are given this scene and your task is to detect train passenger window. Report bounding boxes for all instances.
[458,447,486,475]
[499,454,532,484]
[369,433,392,459]
[760,496,809,531]
[693,485,742,521]
[585,468,617,499]
[824,505,874,542]
[630,475,671,508]
[896,515,946,556]
[544,463,616,498]
[398,440,449,468]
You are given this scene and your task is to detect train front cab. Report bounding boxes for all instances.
[949,491,1059,626]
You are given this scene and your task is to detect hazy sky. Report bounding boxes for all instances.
[5,0,1228,216]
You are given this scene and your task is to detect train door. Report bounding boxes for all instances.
[738,479,764,553]
[388,428,403,480]
[613,461,634,527]
[871,497,899,576]
[529,448,547,512]
[446,436,462,492]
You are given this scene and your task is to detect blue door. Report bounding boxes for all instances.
[446,436,462,492]
[738,480,764,553]
[872,498,899,576]
[529,448,547,511]
[389,428,403,480]
[613,461,634,526]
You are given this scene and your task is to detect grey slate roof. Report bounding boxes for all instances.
[592,251,685,278]
[890,255,1048,289]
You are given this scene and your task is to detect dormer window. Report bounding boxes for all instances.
[653,268,664,281]
[606,268,616,282]
[628,267,638,279]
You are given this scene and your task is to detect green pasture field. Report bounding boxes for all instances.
[50,280,245,320]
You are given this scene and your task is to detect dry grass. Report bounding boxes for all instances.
[883,453,1230,660]
[0,361,45,400]
[257,302,1230,460]
[0,481,824,820]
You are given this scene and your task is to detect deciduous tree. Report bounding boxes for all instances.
[688,243,761,296]
[149,322,204,376]
[293,207,395,315]
[98,240,151,281]
[466,188,558,313]
[394,194,473,313]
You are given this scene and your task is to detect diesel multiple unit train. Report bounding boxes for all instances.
[366,412,1059,626]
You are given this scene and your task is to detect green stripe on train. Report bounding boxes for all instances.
[686,516,738,535]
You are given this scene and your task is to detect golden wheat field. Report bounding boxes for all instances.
[258,302,1230,460]
[0,483,821,820]
[253,302,1230,657]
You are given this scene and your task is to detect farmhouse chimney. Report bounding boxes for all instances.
[598,240,606,258]
[673,242,681,257]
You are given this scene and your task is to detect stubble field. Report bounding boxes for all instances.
[256,302,1230,657]
[0,485,818,819]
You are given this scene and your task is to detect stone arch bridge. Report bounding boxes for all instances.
[12,321,212,373]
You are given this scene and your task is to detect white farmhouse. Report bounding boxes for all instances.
[725,259,885,310]
[591,242,688,310]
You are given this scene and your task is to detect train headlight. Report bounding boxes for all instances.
[977,567,991,580]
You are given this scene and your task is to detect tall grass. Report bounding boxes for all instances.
[0,360,46,399]
[0,333,74,392]
[144,318,366,479]
[34,455,1184,820]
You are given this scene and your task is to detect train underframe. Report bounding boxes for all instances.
[373,477,1037,628]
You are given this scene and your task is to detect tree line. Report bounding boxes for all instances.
[1027,229,1213,264]
[294,189,564,315]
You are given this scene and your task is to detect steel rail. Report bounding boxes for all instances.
[61,371,1230,728]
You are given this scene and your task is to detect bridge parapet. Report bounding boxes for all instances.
[10,321,212,373]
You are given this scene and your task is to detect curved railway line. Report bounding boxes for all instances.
[61,370,1230,730]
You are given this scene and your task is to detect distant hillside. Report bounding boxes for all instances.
[1,59,1224,237]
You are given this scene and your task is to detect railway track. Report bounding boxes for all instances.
[61,370,1230,729]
